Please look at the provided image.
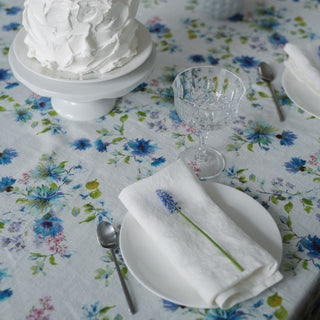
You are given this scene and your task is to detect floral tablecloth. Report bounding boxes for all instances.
[1,0,320,319]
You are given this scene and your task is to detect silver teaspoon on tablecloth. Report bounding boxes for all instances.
[97,221,136,314]
[258,62,285,122]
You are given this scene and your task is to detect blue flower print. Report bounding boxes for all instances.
[169,110,182,123]
[127,138,158,157]
[34,213,63,237]
[26,96,52,114]
[94,139,109,152]
[0,69,19,89]
[0,148,18,165]
[229,14,244,22]
[31,162,66,183]
[2,22,20,31]
[268,32,287,47]
[0,266,12,283]
[151,156,166,167]
[208,56,220,65]
[132,82,148,92]
[14,107,32,122]
[22,185,64,215]
[256,18,280,31]
[148,23,169,35]
[253,299,263,308]
[225,166,238,178]
[162,299,179,312]
[0,69,11,81]
[0,288,13,301]
[300,235,320,260]
[188,54,206,63]
[5,6,22,15]
[71,138,92,150]
[284,157,306,173]
[0,176,16,192]
[0,265,13,302]
[82,301,101,319]
[244,121,277,147]
[255,7,278,17]
[276,131,297,146]
[233,56,259,68]
[205,305,247,320]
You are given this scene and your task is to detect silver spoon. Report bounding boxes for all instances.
[97,221,136,314]
[258,62,285,122]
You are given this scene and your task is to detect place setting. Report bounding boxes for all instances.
[106,66,283,310]
[118,159,283,309]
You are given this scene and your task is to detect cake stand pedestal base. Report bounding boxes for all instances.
[51,98,116,121]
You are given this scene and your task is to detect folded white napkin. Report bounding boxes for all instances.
[284,43,320,95]
[119,159,283,308]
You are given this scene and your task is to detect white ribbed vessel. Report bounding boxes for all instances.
[198,0,245,19]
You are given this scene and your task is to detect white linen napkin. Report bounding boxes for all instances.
[119,159,283,308]
[284,43,320,95]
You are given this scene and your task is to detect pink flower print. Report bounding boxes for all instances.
[45,233,67,255]
[182,122,198,135]
[308,154,318,166]
[26,296,54,320]
[188,161,201,174]
[146,16,162,25]
[150,79,159,87]
[18,172,31,185]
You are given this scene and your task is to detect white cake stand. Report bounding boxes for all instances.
[9,21,156,121]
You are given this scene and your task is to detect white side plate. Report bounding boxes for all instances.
[282,68,320,118]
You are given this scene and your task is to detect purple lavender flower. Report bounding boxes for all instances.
[156,189,244,271]
[156,189,181,213]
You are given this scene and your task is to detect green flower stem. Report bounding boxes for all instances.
[177,209,244,272]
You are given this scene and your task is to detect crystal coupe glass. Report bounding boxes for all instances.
[173,66,245,180]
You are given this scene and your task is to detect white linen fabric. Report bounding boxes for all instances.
[119,159,283,308]
[284,43,320,95]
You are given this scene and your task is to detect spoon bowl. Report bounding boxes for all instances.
[97,221,118,249]
[258,62,275,82]
[97,221,136,314]
[258,62,285,122]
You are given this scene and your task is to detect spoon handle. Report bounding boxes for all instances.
[111,248,136,314]
[268,82,285,122]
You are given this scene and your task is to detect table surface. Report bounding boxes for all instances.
[1,1,320,319]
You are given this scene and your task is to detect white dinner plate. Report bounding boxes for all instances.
[282,68,320,118]
[119,182,283,308]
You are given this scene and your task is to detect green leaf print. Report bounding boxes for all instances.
[275,305,288,320]
[267,292,282,307]
[284,201,293,213]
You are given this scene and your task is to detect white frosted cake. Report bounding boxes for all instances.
[22,0,140,76]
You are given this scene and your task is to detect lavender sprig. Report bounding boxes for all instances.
[156,189,244,272]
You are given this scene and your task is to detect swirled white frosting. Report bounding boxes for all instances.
[22,0,140,76]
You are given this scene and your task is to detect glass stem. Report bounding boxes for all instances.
[197,130,209,161]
